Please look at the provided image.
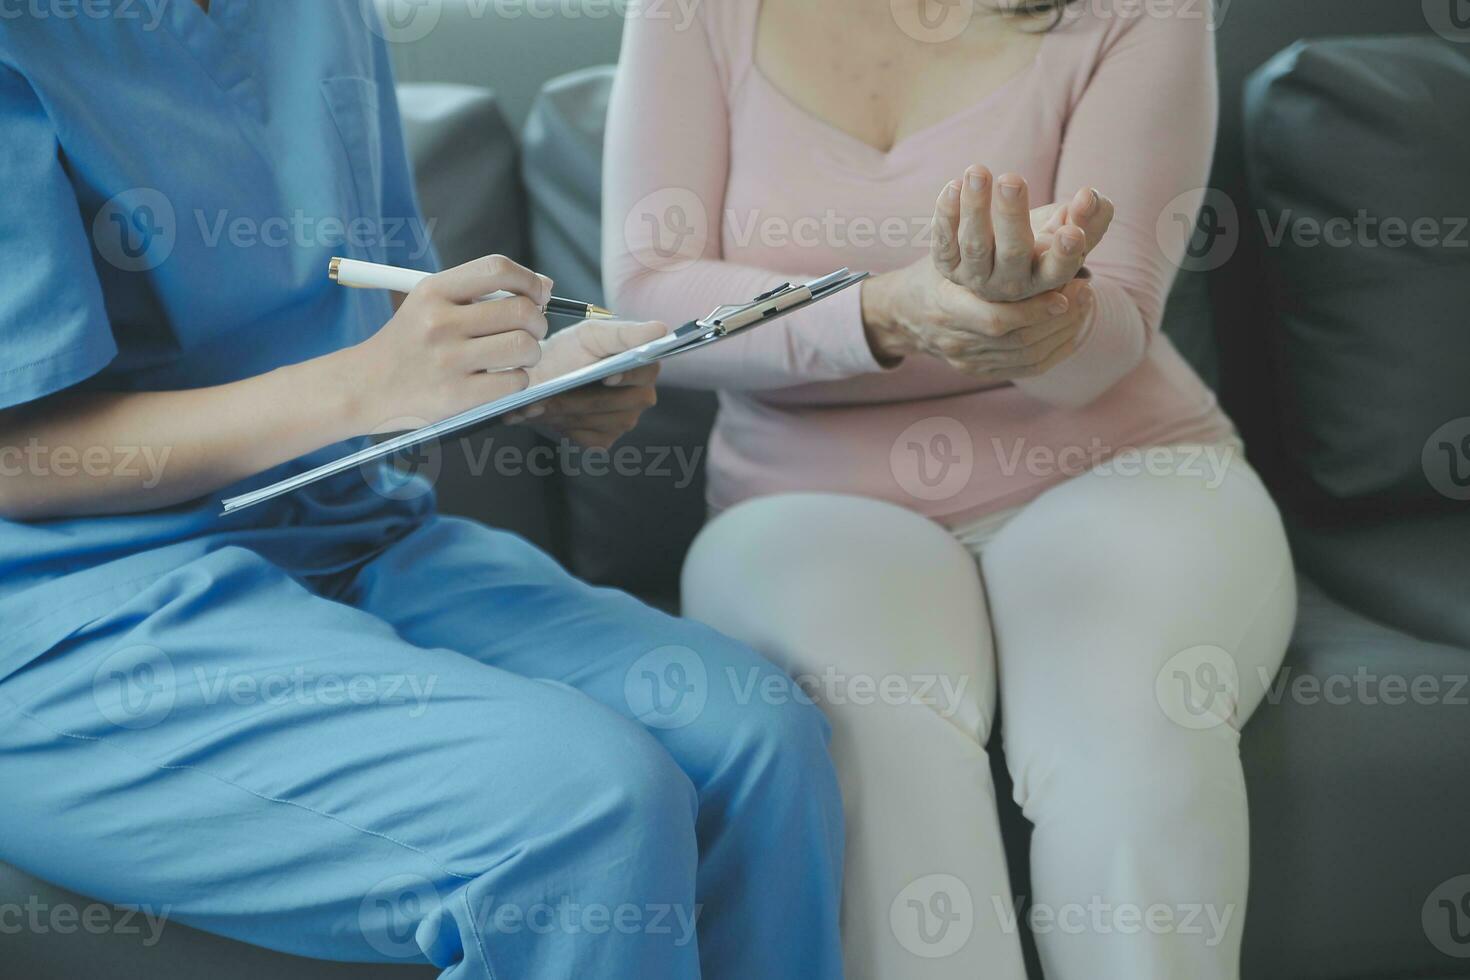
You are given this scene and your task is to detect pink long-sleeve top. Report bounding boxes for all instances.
[602,0,1236,524]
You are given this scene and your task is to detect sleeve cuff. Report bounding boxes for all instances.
[0,330,118,412]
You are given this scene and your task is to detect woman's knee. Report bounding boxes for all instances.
[684,493,991,668]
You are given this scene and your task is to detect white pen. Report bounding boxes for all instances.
[328,257,615,319]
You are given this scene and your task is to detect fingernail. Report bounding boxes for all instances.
[606,373,624,386]
[1060,229,1084,253]
[524,404,546,419]
[999,178,1023,200]
[944,182,960,202]
[966,170,986,192]
[1048,297,1069,315]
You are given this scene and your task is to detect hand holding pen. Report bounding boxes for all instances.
[331,254,665,447]
[334,254,557,432]
[331,257,615,320]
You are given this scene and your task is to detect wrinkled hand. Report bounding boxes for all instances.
[506,319,668,449]
[930,166,1114,302]
[861,256,1093,383]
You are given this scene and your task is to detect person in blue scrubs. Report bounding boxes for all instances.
[0,3,844,978]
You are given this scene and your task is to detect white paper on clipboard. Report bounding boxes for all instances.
[220,268,869,514]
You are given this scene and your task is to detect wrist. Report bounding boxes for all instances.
[860,274,907,367]
[294,345,373,442]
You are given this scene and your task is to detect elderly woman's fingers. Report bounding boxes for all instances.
[955,166,995,286]
[929,180,964,278]
[986,173,1036,298]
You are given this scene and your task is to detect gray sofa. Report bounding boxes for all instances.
[4,1,1468,978]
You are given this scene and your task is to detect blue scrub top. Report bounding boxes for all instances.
[0,1,442,677]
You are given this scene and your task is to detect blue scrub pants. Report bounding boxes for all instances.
[0,517,845,978]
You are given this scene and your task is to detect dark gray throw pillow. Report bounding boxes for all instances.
[1244,37,1470,507]
[523,68,717,603]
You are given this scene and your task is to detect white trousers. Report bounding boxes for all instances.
[682,449,1295,979]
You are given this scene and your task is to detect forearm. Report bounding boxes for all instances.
[607,257,884,391]
[0,348,364,521]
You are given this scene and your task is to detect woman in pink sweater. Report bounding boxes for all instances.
[603,0,1295,976]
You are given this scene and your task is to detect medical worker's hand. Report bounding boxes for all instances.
[348,255,551,433]
[506,319,670,449]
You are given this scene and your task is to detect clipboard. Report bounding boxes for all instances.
[221,268,869,514]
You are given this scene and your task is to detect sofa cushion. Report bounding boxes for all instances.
[1243,38,1470,506]
[522,67,717,601]
[398,82,561,556]
[1288,510,1470,650]
[1233,577,1470,979]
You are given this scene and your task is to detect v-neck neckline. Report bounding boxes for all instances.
[747,49,1046,165]
[746,0,1052,164]
[164,0,262,114]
